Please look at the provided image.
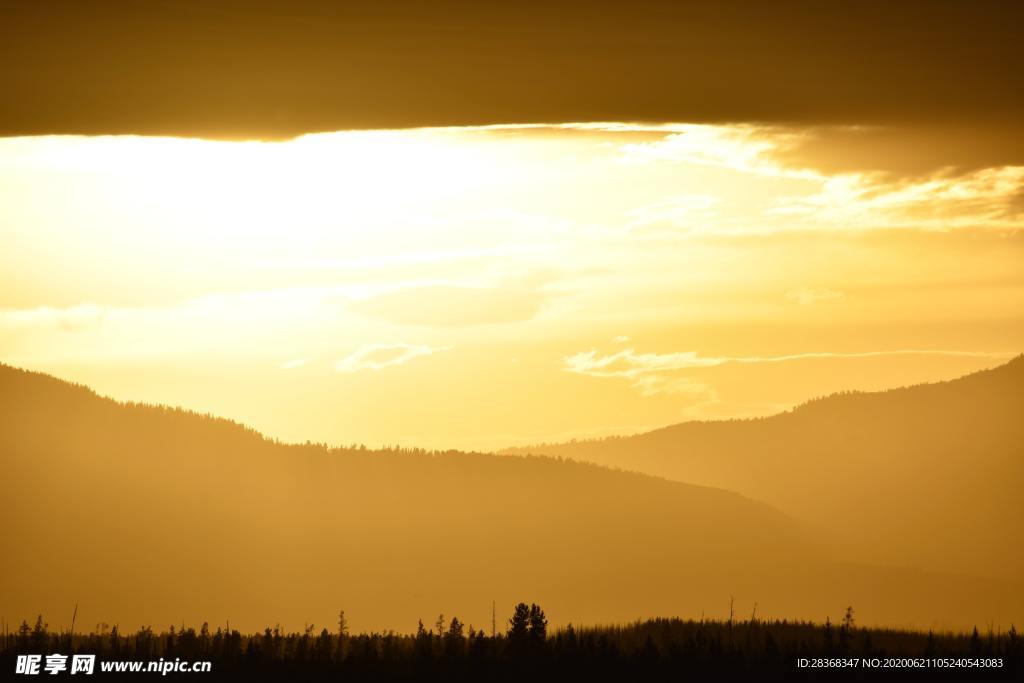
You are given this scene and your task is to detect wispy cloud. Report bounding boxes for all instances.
[0,304,108,331]
[630,374,716,399]
[625,194,721,236]
[564,347,1015,379]
[767,166,1024,230]
[334,344,450,373]
[565,349,720,378]
[619,124,815,180]
[616,125,1024,237]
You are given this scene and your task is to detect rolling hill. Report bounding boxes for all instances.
[502,356,1024,582]
[1,362,1020,633]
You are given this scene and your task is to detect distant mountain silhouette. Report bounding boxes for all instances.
[1,363,1020,632]
[502,356,1024,581]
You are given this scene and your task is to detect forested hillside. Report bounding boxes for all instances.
[1,363,1020,633]
[502,357,1024,580]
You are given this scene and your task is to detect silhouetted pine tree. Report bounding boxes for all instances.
[528,604,547,643]
[444,617,465,658]
[508,603,531,643]
[838,606,854,651]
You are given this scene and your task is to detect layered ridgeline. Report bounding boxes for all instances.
[1,364,1020,634]
[503,356,1024,583]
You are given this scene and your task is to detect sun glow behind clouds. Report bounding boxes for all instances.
[2,131,524,255]
[0,124,1022,449]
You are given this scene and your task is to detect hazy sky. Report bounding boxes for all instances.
[2,1,1021,449]
[1,123,1021,449]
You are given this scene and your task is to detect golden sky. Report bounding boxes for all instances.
[1,123,1022,449]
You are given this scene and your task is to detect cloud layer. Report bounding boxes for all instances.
[1,1,1022,146]
[334,344,448,373]
[565,348,1016,380]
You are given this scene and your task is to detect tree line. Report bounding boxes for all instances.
[2,605,1020,680]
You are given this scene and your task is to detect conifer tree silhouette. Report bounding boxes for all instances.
[508,603,531,643]
[435,614,446,639]
[445,617,465,656]
[528,604,547,642]
[839,606,854,651]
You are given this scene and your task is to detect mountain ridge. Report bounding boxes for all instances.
[1,361,1020,632]
[505,354,1024,449]
[500,355,1024,580]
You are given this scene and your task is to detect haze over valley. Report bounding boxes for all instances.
[2,359,1021,633]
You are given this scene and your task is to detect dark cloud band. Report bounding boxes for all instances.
[2,0,1022,140]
